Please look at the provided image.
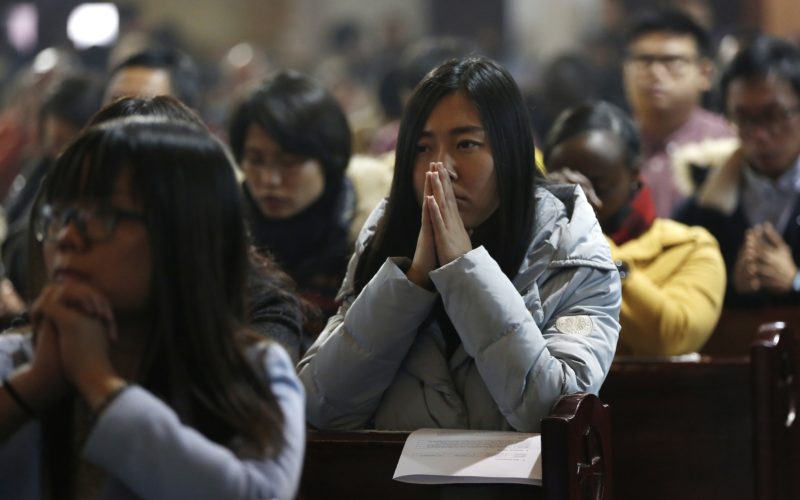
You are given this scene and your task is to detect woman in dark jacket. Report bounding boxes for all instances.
[229,71,353,333]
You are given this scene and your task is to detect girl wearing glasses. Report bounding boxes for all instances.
[0,117,304,499]
[298,57,621,432]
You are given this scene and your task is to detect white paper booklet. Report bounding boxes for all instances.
[393,428,543,485]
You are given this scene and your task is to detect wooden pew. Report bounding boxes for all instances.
[702,306,800,357]
[600,356,753,500]
[298,393,612,500]
[751,322,800,500]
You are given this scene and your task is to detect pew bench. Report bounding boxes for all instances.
[298,393,612,500]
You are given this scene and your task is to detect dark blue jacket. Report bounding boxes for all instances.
[675,151,800,308]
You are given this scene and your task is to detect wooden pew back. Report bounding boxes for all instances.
[751,322,800,500]
[298,393,612,500]
[702,306,800,357]
[600,357,753,500]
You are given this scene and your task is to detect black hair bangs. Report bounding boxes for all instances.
[41,126,135,209]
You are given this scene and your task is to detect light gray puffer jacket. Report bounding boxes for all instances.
[298,184,621,432]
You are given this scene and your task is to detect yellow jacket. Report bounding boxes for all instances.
[610,218,726,356]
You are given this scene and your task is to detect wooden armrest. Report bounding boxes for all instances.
[541,393,613,500]
[300,395,613,500]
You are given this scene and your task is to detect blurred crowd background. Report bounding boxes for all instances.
[0,0,796,158]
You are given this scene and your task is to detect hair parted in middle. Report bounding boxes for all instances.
[228,70,352,184]
[353,56,543,293]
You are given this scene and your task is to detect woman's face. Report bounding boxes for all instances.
[43,169,152,318]
[412,91,499,230]
[241,124,326,219]
[546,130,635,227]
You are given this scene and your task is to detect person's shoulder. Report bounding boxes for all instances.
[650,218,720,248]
[346,154,394,243]
[347,154,394,193]
[533,183,579,227]
[687,108,735,138]
[246,340,302,385]
[533,184,614,269]
[535,183,600,237]
[352,198,388,253]
[246,340,305,407]
[246,339,294,370]
[671,136,740,196]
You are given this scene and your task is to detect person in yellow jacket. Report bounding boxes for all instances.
[543,101,725,356]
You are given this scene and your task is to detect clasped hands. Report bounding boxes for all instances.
[25,281,125,413]
[734,222,798,294]
[406,162,473,289]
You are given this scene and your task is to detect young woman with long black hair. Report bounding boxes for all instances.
[298,57,621,432]
[0,117,304,499]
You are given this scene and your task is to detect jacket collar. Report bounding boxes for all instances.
[610,218,704,260]
[513,184,615,291]
[696,147,746,216]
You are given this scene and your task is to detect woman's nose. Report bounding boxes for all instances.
[259,165,283,187]
[433,151,458,180]
[54,219,87,251]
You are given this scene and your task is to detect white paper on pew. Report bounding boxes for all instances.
[393,428,543,485]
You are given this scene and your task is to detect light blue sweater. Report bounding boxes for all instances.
[0,333,305,500]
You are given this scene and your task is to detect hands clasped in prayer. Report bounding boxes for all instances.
[735,222,798,294]
[29,280,124,411]
[407,162,473,289]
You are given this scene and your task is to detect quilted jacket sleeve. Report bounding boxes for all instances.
[298,254,438,430]
[430,246,620,432]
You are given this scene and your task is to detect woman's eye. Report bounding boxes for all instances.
[416,144,431,154]
[457,140,480,150]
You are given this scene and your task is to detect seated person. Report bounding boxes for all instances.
[2,74,103,314]
[676,35,800,308]
[298,57,621,432]
[0,117,304,499]
[103,47,200,108]
[544,101,726,356]
[228,71,391,332]
[89,96,307,362]
[622,8,734,216]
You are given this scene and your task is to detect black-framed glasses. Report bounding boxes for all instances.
[626,53,700,76]
[730,105,800,135]
[34,203,147,243]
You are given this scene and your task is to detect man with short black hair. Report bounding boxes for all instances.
[623,8,733,216]
[104,47,200,109]
[676,35,800,307]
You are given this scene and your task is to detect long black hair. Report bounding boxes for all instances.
[354,57,542,292]
[35,117,284,497]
